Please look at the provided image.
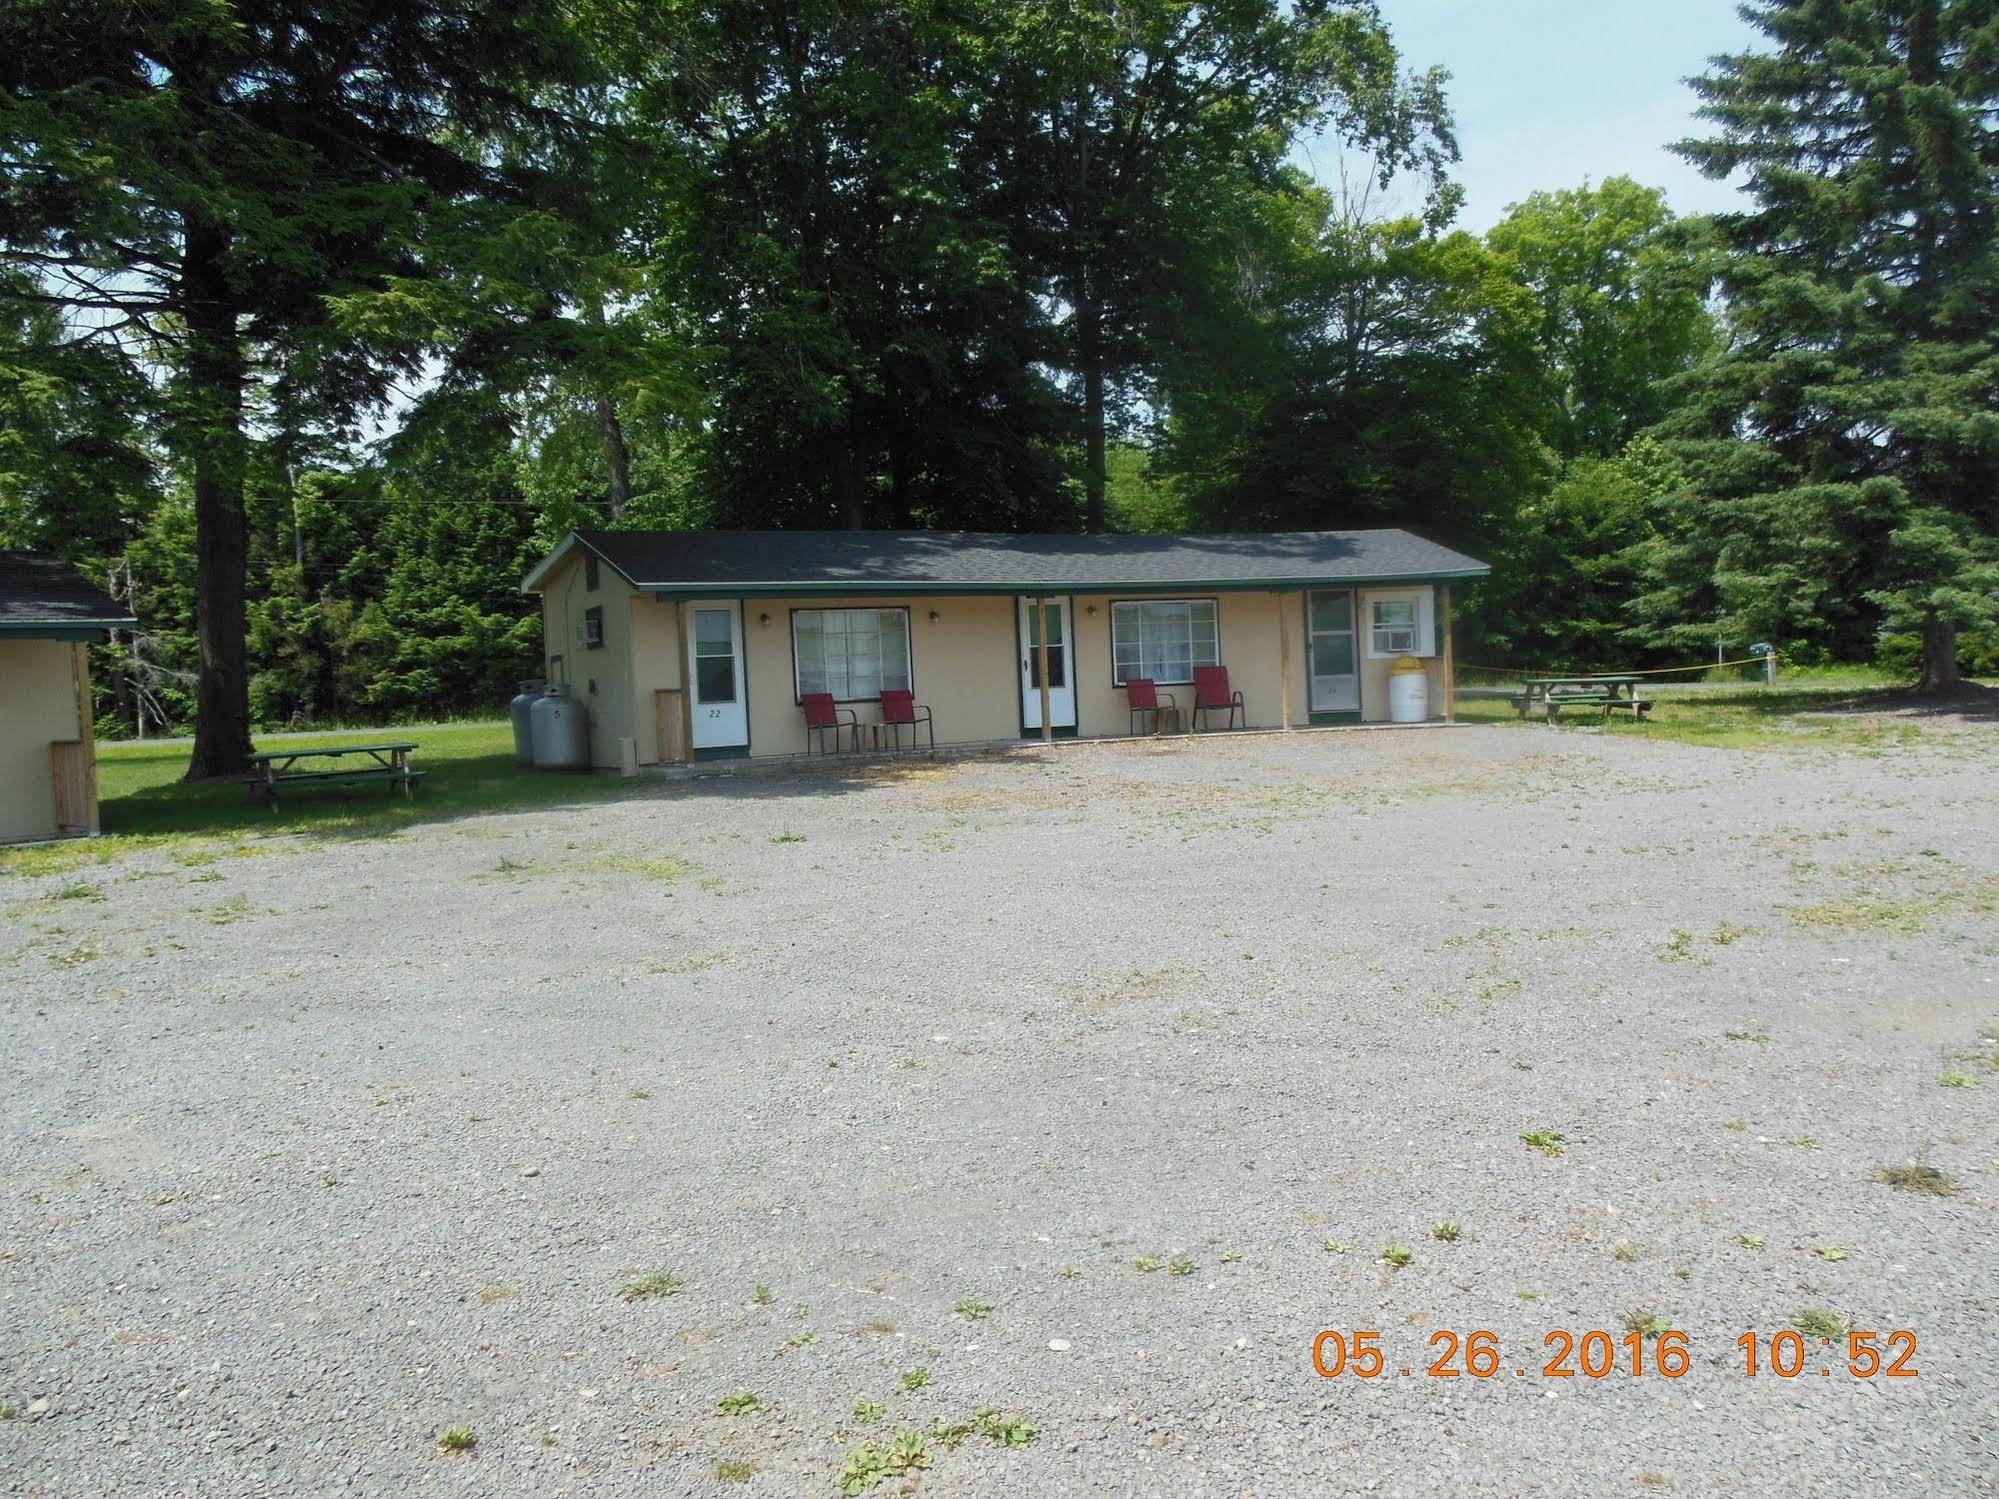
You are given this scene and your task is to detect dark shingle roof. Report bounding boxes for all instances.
[0,550,134,633]
[529,529,1487,595]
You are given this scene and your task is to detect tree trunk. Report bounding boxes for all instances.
[1917,614,1960,693]
[182,219,254,780]
[1077,269,1107,533]
[835,434,866,530]
[596,393,632,521]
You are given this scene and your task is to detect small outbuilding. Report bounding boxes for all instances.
[0,551,134,843]
[521,528,1489,768]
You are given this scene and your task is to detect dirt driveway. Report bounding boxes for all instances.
[3,719,1995,1495]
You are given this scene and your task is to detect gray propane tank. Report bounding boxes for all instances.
[529,684,591,769]
[509,679,548,765]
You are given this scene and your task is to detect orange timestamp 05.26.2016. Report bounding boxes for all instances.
[1311,1328,1920,1380]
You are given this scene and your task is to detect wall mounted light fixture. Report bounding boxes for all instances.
[928,610,941,624]
[758,612,772,626]
[1086,604,1098,616]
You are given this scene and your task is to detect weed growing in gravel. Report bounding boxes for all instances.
[1515,1290,1539,1302]
[770,831,807,844]
[54,883,102,901]
[1611,1240,1639,1263]
[47,940,101,967]
[1131,1255,1159,1272]
[629,1087,650,1100]
[752,1284,774,1305]
[1056,1265,1080,1279]
[1322,1238,1350,1254]
[1620,1310,1671,1338]
[1656,930,1697,962]
[1792,1308,1852,1341]
[1168,1258,1195,1276]
[715,1460,758,1483]
[1789,1137,1819,1150]
[716,1391,760,1416]
[972,1408,1038,1447]
[1723,1120,1747,1131]
[838,1430,932,1494]
[785,1331,818,1349]
[1432,1221,1462,1243]
[1735,1234,1766,1250]
[954,1297,994,1321]
[1872,1164,1958,1196]
[1672,1265,1692,1283]
[1379,1243,1413,1268]
[862,1319,898,1335]
[852,1398,884,1426]
[1218,1250,1242,1263]
[900,1368,930,1391]
[477,1284,515,1304]
[619,1270,683,1301]
[1936,1071,1981,1088]
[1521,1130,1566,1158]
[598,854,698,883]
[436,1426,476,1454]
[1723,1026,1770,1043]
[1816,1245,1848,1262]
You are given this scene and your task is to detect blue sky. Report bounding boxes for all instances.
[1300,0,1763,232]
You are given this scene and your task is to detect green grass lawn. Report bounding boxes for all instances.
[2,724,636,876]
[1454,683,1938,752]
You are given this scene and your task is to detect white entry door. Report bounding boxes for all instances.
[1307,590,1360,713]
[686,602,748,752]
[1018,597,1077,730]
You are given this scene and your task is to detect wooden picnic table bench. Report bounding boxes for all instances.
[1511,676,1652,723]
[242,741,423,809]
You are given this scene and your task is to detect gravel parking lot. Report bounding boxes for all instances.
[4,717,1996,1496]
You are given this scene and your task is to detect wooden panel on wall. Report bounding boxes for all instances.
[50,740,89,838]
[654,688,687,765]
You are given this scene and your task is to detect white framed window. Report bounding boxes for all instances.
[1110,599,1219,686]
[1364,589,1435,658]
[792,608,912,701]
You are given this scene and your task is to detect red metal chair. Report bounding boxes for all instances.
[1125,677,1178,736]
[1192,665,1244,731]
[801,692,858,754]
[879,689,934,753]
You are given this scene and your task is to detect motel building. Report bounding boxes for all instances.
[521,529,1488,770]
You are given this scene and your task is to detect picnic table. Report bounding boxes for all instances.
[1512,675,1652,723]
[243,741,423,809]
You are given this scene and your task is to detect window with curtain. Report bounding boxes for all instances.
[1110,600,1219,686]
[792,608,912,701]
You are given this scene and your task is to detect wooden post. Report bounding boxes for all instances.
[1440,585,1456,724]
[673,602,694,762]
[71,642,99,833]
[1278,593,1294,731]
[1034,596,1052,745]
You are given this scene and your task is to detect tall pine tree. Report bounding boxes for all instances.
[0,1,600,774]
[1661,0,1999,688]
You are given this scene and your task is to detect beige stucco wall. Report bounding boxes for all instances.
[736,595,1022,757]
[627,596,683,765]
[538,572,1457,766]
[539,549,644,769]
[1070,591,1315,735]
[1,638,87,843]
[1355,586,1448,723]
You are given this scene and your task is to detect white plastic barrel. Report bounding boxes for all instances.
[1388,656,1429,723]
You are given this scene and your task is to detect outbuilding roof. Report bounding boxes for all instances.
[0,550,135,637]
[523,528,1488,598]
